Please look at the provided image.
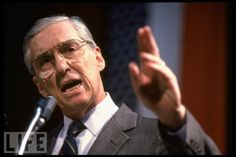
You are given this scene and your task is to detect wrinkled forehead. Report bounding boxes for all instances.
[29,20,80,59]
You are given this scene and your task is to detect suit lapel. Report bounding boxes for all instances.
[88,104,137,155]
[47,122,63,155]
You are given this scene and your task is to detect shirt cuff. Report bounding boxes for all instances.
[166,122,187,143]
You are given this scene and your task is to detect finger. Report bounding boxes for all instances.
[129,62,140,93]
[143,26,160,56]
[144,62,178,89]
[137,27,145,53]
[137,26,160,57]
[139,52,166,79]
[140,52,166,66]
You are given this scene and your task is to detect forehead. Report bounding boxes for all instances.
[29,20,79,57]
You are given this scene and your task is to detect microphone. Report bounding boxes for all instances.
[18,96,57,155]
[34,96,57,132]
[38,96,57,120]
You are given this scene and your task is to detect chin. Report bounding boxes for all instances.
[64,94,92,109]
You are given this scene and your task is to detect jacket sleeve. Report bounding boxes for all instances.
[158,110,221,155]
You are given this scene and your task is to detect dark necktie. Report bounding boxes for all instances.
[59,121,86,155]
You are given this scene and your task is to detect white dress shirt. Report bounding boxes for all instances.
[52,92,119,155]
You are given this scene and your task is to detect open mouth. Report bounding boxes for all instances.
[61,80,82,93]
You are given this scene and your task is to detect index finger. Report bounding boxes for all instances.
[137,26,160,57]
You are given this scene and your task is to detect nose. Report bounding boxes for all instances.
[54,52,70,77]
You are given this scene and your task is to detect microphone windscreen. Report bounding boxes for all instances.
[40,96,57,121]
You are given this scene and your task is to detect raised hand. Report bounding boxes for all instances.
[129,26,186,131]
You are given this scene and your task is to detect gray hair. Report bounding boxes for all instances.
[23,15,97,75]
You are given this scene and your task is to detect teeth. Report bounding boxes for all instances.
[65,84,81,92]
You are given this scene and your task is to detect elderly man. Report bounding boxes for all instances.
[22,15,220,155]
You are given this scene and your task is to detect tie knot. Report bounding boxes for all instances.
[67,121,86,137]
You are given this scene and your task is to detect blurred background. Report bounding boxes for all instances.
[4,2,235,154]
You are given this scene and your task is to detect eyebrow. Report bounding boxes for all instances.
[31,39,91,65]
[31,40,67,64]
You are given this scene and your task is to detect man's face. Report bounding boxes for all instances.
[29,21,105,119]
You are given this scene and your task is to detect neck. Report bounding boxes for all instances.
[65,91,106,121]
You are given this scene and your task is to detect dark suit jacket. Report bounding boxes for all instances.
[47,104,221,155]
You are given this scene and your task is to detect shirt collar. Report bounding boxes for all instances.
[63,92,118,136]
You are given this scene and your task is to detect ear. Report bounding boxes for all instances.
[94,47,105,71]
[32,76,49,98]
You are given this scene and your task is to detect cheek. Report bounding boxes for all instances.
[44,74,60,95]
[45,79,65,107]
[69,54,101,93]
[70,52,98,76]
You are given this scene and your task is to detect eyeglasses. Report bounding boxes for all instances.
[31,39,92,79]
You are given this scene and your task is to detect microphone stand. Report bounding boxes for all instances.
[18,107,43,155]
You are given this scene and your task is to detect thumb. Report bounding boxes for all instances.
[129,62,140,92]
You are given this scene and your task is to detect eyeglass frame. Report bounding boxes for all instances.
[30,39,93,76]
